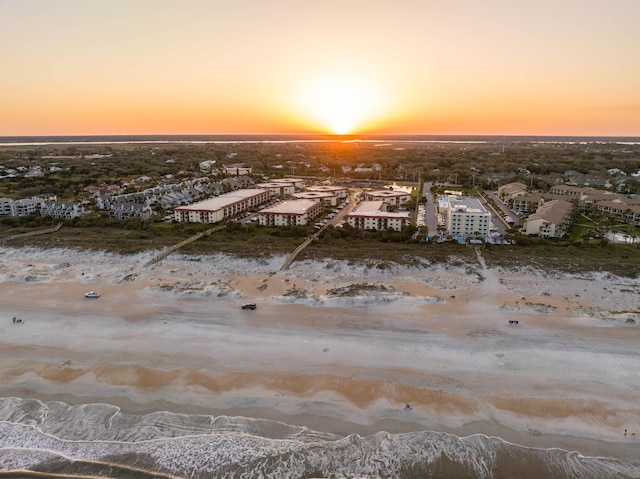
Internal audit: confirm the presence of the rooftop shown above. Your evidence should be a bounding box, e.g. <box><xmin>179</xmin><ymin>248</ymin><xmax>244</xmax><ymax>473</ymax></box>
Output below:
<box><xmin>261</xmin><ymin>199</ymin><xmax>320</xmax><ymax>215</ymax></box>
<box><xmin>175</xmin><ymin>189</ymin><xmax>266</xmax><ymax>211</ymax></box>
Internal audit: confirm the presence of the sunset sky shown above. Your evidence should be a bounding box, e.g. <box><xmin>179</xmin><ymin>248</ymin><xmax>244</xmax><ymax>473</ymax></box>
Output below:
<box><xmin>1</xmin><ymin>0</ymin><xmax>639</xmax><ymax>136</ymax></box>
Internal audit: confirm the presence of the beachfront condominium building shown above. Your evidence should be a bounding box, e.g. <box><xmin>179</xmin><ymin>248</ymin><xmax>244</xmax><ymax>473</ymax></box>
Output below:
<box><xmin>347</xmin><ymin>201</ymin><xmax>411</xmax><ymax>232</ymax></box>
<box><xmin>445</xmin><ymin>196</ymin><xmax>491</xmax><ymax>238</ymax></box>
<box><xmin>173</xmin><ymin>188</ymin><xmax>269</xmax><ymax>223</ymax></box>
<box><xmin>258</xmin><ymin>199</ymin><xmax>322</xmax><ymax>226</ymax></box>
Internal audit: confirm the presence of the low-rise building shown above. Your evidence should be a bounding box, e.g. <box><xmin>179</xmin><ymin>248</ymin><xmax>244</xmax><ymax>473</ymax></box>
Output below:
<box><xmin>0</xmin><ymin>197</ymin><xmax>13</xmax><ymax>215</ymax></box>
<box><xmin>594</xmin><ymin>200</ymin><xmax>640</xmax><ymax>227</ymax></box>
<box><xmin>347</xmin><ymin>201</ymin><xmax>410</xmax><ymax>232</ymax></box>
<box><xmin>110</xmin><ymin>202</ymin><xmax>154</xmax><ymax>220</ymax></box>
<box><xmin>498</xmin><ymin>182</ymin><xmax>527</xmax><ymax>202</ymax></box>
<box><xmin>549</xmin><ymin>185</ymin><xmax>596</xmax><ymax>197</ymax></box>
<box><xmin>512</xmin><ymin>192</ymin><xmax>568</xmax><ymax>213</ymax></box>
<box><xmin>223</xmin><ymin>164</ymin><xmax>252</xmax><ymax>175</ymax></box>
<box><xmin>174</xmin><ymin>188</ymin><xmax>269</xmax><ymax>224</ymax></box>
<box><xmin>0</xmin><ymin>198</ymin><xmax>45</xmax><ymax>216</ymax></box>
<box><xmin>522</xmin><ymin>199</ymin><xmax>573</xmax><ymax>237</ymax></box>
<box><xmin>258</xmin><ymin>199</ymin><xmax>322</xmax><ymax>226</ymax></box>
<box><xmin>40</xmin><ymin>201</ymin><xmax>88</xmax><ymax>219</ymax></box>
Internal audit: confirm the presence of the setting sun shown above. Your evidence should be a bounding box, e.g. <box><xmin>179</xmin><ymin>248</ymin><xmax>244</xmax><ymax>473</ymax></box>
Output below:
<box><xmin>295</xmin><ymin>73</ymin><xmax>386</xmax><ymax>135</ymax></box>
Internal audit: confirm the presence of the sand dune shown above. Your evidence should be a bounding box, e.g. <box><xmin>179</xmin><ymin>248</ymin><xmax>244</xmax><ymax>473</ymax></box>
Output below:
<box><xmin>0</xmin><ymin>246</ymin><xmax>639</xmax><ymax>460</ymax></box>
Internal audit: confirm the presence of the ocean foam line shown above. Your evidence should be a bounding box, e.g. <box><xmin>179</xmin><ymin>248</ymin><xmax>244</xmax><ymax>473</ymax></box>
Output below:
<box><xmin>0</xmin><ymin>418</ymin><xmax>305</xmax><ymax>448</ymax></box>
<box><xmin>2</xmin><ymin>415</ymin><xmax>639</xmax><ymax>479</ymax></box>
<box><xmin>0</xmin><ymin>450</ymin><xmax>184</xmax><ymax>479</ymax></box>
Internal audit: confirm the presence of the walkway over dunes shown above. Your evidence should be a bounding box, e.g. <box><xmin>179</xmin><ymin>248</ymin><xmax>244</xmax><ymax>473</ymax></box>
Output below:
<box><xmin>144</xmin><ymin>225</ymin><xmax>226</xmax><ymax>267</ymax></box>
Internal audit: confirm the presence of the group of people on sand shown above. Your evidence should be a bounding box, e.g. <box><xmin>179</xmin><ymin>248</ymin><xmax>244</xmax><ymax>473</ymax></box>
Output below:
<box><xmin>11</xmin><ymin>316</ymin><xmax>24</xmax><ymax>324</ymax></box>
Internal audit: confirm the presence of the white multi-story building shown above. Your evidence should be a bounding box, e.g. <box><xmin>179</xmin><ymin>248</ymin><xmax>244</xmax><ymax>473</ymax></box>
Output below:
<box><xmin>258</xmin><ymin>199</ymin><xmax>322</xmax><ymax>226</ymax></box>
<box><xmin>445</xmin><ymin>196</ymin><xmax>491</xmax><ymax>238</ymax></box>
<box><xmin>174</xmin><ymin>189</ymin><xmax>269</xmax><ymax>224</ymax></box>
<box><xmin>347</xmin><ymin>201</ymin><xmax>410</xmax><ymax>232</ymax></box>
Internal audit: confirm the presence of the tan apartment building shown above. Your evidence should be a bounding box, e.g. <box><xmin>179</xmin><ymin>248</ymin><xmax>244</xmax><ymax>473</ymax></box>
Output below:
<box><xmin>173</xmin><ymin>189</ymin><xmax>269</xmax><ymax>223</ymax></box>
<box><xmin>522</xmin><ymin>199</ymin><xmax>573</xmax><ymax>237</ymax></box>
<box><xmin>498</xmin><ymin>182</ymin><xmax>527</xmax><ymax>202</ymax></box>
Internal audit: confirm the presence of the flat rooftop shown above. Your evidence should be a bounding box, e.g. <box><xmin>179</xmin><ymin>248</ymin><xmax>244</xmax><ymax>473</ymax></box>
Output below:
<box><xmin>256</xmin><ymin>182</ymin><xmax>295</xmax><ymax>188</ymax></box>
<box><xmin>448</xmin><ymin>196</ymin><xmax>489</xmax><ymax>214</ymax></box>
<box><xmin>306</xmin><ymin>185</ymin><xmax>347</xmax><ymax>192</ymax></box>
<box><xmin>366</xmin><ymin>190</ymin><xmax>410</xmax><ymax>197</ymax></box>
<box><xmin>292</xmin><ymin>191</ymin><xmax>335</xmax><ymax>199</ymax></box>
<box><xmin>175</xmin><ymin>189</ymin><xmax>266</xmax><ymax>211</ymax></box>
<box><xmin>352</xmin><ymin>200</ymin><xmax>385</xmax><ymax>213</ymax></box>
<box><xmin>261</xmin><ymin>199</ymin><xmax>320</xmax><ymax>215</ymax></box>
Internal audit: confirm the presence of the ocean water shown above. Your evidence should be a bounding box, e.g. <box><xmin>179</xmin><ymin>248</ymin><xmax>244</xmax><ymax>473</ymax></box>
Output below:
<box><xmin>1</xmin><ymin>398</ymin><xmax>638</xmax><ymax>479</ymax></box>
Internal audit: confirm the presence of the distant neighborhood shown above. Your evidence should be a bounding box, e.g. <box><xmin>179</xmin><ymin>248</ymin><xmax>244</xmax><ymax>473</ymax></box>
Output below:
<box><xmin>2</xmin><ymin>171</ymin><xmax>640</xmax><ymax>245</ymax></box>
<box><xmin>2</xmin><ymin>149</ymin><xmax>640</xmax><ymax>245</ymax></box>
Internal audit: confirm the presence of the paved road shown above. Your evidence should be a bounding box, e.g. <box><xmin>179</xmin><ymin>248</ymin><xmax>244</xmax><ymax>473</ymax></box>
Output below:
<box><xmin>422</xmin><ymin>182</ymin><xmax>438</xmax><ymax>234</ymax></box>
<box><xmin>484</xmin><ymin>190</ymin><xmax>521</xmax><ymax>227</ymax></box>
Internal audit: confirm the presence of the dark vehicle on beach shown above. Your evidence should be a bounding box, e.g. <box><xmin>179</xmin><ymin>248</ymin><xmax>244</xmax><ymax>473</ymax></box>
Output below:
<box><xmin>241</xmin><ymin>303</ymin><xmax>257</xmax><ymax>310</ymax></box>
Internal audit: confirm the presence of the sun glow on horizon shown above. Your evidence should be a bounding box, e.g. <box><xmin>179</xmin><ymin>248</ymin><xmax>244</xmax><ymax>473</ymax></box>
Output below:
<box><xmin>295</xmin><ymin>73</ymin><xmax>387</xmax><ymax>135</ymax></box>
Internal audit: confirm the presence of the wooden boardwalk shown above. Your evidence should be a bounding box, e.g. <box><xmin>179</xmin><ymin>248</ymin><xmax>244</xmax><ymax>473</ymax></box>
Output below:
<box><xmin>281</xmin><ymin>193</ymin><xmax>360</xmax><ymax>270</ymax></box>
<box><xmin>0</xmin><ymin>223</ymin><xmax>63</xmax><ymax>244</ymax></box>
<box><xmin>280</xmin><ymin>230</ymin><xmax>322</xmax><ymax>270</ymax></box>
<box><xmin>144</xmin><ymin>225</ymin><xmax>226</xmax><ymax>267</ymax></box>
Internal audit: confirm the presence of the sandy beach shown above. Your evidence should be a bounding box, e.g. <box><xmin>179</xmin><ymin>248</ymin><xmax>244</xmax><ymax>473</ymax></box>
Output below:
<box><xmin>1</xmin><ymin>246</ymin><xmax>639</xmax><ymax>462</ymax></box>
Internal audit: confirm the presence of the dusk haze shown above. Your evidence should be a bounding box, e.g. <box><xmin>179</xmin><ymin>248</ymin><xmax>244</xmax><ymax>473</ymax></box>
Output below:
<box><xmin>2</xmin><ymin>0</ymin><xmax>639</xmax><ymax>136</ymax></box>
<box><xmin>2</xmin><ymin>2</ymin><xmax>640</xmax><ymax>479</ymax></box>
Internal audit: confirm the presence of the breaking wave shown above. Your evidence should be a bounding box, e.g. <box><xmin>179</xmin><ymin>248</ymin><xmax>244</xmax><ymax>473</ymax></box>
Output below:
<box><xmin>1</xmin><ymin>397</ymin><xmax>638</xmax><ymax>479</ymax></box>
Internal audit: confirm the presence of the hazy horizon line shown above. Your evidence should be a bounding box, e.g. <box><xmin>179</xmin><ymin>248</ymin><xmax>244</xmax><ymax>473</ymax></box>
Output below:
<box><xmin>2</xmin><ymin>132</ymin><xmax>639</xmax><ymax>142</ymax></box>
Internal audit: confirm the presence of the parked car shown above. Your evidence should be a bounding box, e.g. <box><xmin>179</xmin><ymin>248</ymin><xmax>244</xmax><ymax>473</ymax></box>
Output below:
<box><xmin>241</xmin><ymin>303</ymin><xmax>257</xmax><ymax>310</ymax></box>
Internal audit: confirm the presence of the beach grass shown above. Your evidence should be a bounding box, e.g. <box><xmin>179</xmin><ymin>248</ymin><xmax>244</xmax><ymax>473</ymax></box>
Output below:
<box><xmin>2</xmin><ymin>220</ymin><xmax>640</xmax><ymax>276</ymax></box>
